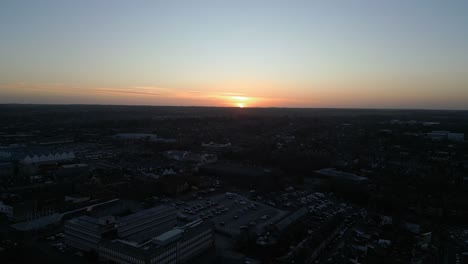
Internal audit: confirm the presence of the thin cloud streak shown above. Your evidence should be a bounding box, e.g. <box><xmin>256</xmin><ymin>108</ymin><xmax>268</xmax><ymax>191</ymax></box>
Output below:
<box><xmin>0</xmin><ymin>83</ymin><xmax>293</xmax><ymax>107</ymax></box>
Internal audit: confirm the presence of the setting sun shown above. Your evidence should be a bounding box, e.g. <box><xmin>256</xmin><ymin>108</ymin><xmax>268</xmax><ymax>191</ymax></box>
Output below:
<box><xmin>228</xmin><ymin>95</ymin><xmax>250</xmax><ymax>108</ymax></box>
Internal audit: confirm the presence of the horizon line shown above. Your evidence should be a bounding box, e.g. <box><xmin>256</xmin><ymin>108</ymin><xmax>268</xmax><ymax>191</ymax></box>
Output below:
<box><xmin>0</xmin><ymin>103</ymin><xmax>467</xmax><ymax>112</ymax></box>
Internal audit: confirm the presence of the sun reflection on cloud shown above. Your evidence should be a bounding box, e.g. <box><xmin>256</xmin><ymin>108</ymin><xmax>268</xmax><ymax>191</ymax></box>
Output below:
<box><xmin>0</xmin><ymin>82</ymin><xmax>297</xmax><ymax>107</ymax></box>
<box><xmin>230</xmin><ymin>96</ymin><xmax>249</xmax><ymax>102</ymax></box>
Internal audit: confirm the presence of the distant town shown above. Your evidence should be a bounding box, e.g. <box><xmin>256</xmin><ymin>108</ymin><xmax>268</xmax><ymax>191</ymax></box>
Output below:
<box><xmin>0</xmin><ymin>105</ymin><xmax>467</xmax><ymax>264</ymax></box>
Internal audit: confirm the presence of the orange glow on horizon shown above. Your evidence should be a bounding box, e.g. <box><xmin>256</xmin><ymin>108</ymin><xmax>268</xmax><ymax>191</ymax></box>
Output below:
<box><xmin>227</xmin><ymin>95</ymin><xmax>250</xmax><ymax>108</ymax></box>
<box><xmin>4</xmin><ymin>78</ymin><xmax>466</xmax><ymax>109</ymax></box>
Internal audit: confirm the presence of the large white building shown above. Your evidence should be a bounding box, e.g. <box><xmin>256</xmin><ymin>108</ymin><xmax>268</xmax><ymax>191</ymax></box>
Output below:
<box><xmin>65</xmin><ymin>206</ymin><xmax>213</xmax><ymax>264</ymax></box>
<box><xmin>116</xmin><ymin>206</ymin><xmax>178</xmax><ymax>243</ymax></box>
<box><xmin>65</xmin><ymin>205</ymin><xmax>177</xmax><ymax>251</ymax></box>
<box><xmin>65</xmin><ymin>215</ymin><xmax>117</xmax><ymax>251</ymax></box>
<box><xmin>99</xmin><ymin>219</ymin><xmax>214</xmax><ymax>264</ymax></box>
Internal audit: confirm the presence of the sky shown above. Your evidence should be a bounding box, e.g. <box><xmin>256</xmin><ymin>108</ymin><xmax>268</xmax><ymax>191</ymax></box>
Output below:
<box><xmin>0</xmin><ymin>0</ymin><xmax>467</xmax><ymax>109</ymax></box>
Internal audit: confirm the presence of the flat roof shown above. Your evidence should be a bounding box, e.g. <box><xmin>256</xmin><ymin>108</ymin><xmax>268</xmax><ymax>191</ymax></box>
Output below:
<box><xmin>61</xmin><ymin>163</ymin><xmax>88</xmax><ymax>169</ymax></box>
<box><xmin>315</xmin><ymin>168</ymin><xmax>368</xmax><ymax>181</ymax></box>
<box><xmin>200</xmin><ymin>163</ymin><xmax>272</xmax><ymax>177</ymax></box>
<box><xmin>119</xmin><ymin>205</ymin><xmax>174</xmax><ymax>223</ymax></box>
<box><xmin>66</xmin><ymin>214</ymin><xmax>117</xmax><ymax>233</ymax></box>
<box><xmin>12</xmin><ymin>213</ymin><xmax>62</xmax><ymax>231</ymax></box>
<box><xmin>114</xmin><ymin>133</ymin><xmax>157</xmax><ymax>138</ymax></box>
<box><xmin>153</xmin><ymin>229</ymin><xmax>183</xmax><ymax>245</ymax></box>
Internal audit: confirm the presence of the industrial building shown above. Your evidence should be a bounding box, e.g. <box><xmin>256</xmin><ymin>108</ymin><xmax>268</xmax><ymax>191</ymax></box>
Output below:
<box><xmin>116</xmin><ymin>206</ymin><xmax>177</xmax><ymax>243</ymax></box>
<box><xmin>65</xmin><ymin>205</ymin><xmax>177</xmax><ymax>251</ymax></box>
<box><xmin>99</xmin><ymin>219</ymin><xmax>214</xmax><ymax>264</ymax></box>
<box><xmin>65</xmin><ymin>215</ymin><xmax>117</xmax><ymax>251</ymax></box>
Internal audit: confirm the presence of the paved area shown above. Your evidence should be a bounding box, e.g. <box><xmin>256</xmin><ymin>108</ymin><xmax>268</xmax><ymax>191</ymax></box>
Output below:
<box><xmin>178</xmin><ymin>193</ymin><xmax>288</xmax><ymax>236</ymax></box>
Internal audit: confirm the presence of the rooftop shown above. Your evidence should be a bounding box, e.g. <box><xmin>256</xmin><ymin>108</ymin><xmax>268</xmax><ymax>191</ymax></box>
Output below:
<box><xmin>12</xmin><ymin>213</ymin><xmax>63</xmax><ymax>231</ymax></box>
<box><xmin>153</xmin><ymin>229</ymin><xmax>183</xmax><ymax>245</ymax></box>
<box><xmin>66</xmin><ymin>215</ymin><xmax>117</xmax><ymax>233</ymax></box>
<box><xmin>315</xmin><ymin>168</ymin><xmax>368</xmax><ymax>181</ymax></box>
<box><xmin>113</xmin><ymin>133</ymin><xmax>176</xmax><ymax>143</ymax></box>
<box><xmin>100</xmin><ymin>219</ymin><xmax>209</xmax><ymax>256</ymax></box>
<box><xmin>61</xmin><ymin>163</ymin><xmax>88</xmax><ymax>169</ymax></box>
<box><xmin>118</xmin><ymin>205</ymin><xmax>174</xmax><ymax>224</ymax></box>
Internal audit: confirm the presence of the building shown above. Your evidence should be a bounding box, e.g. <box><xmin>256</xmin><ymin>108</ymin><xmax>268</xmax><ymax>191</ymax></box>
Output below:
<box><xmin>427</xmin><ymin>131</ymin><xmax>449</xmax><ymax>141</ymax></box>
<box><xmin>116</xmin><ymin>206</ymin><xmax>177</xmax><ymax>242</ymax></box>
<box><xmin>314</xmin><ymin>168</ymin><xmax>369</xmax><ymax>196</ymax></box>
<box><xmin>273</xmin><ymin>207</ymin><xmax>309</xmax><ymax>235</ymax></box>
<box><xmin>427</xmin><ymin>131</ymin><xmax>465</xmax><ymax>142</ymax></box>
<box><xmin>201</xmin><ymin>142</ymin><xmax>232</xmax><ymax>154</ymax></box>
<box><xmin>174</xmin><ymin>220</ymin><xmax>214</xmax><ymax>263</ymax></box>
<box><xmin>65</xmin><ymin>215</ymin><xmax>117</xmax><ymax>251</ymax></box>
<box><xmin>65</xmin><ymin>204</ymin><xmax>213</xmax><ymax>264</ymax></box>
<box><xmin>0</xmin><ymin>146</ymin><xmax>75</xmax><ymax>164</ymax></box>
<box><xmin>0</xmin><ymin>201</ymin><xmax>13</xmax><ymax>219</ymax></box>
<box><xmin>65</xmin><ymin>205</ymin><xmax>177</xmax><ymax>251</ymax></box>
<box><xmin>11</xmin><ymin>199</ymin><xmax>121</xmax><ymax>233</ymax></box>
<box><xmin>11</xmin><ymin>213</ymin><xmax>63</xmax><ymax>232</ymax></box>
<box><xmin>99</xmin><ymin>219</ymin><xmax>214</xmax><ymax>264</ymax></box>
<box><xmin>113</xmin><ymin>133</ymin><xmax>176</xmax><ymax>143</ymax></box>
<box><xmin>201</xmin><ymin>142</ymin><xmax>231</xmax><ymax>148</ymax></box>
<box><xmin>314</xmin><ymin>168</ymin><xmax>368</xmax><ymax>184</ymax></box>
<box><xmin>55</xmin><ymin>164</ymin><xmax>89</xmax><ymax>178</ymax></box>
<box><xmin>0</xmin><ymin>199</ymin><xmax>57</xmax><ymax>222</ymax></box>
<box><xmin>164</xmin><ymin>150</ymin><xmax>217</xmax><ymax>164</ymax></box>
<box><xmin>448</xmin><ymin>132</ymin><xmax>464</xmax><ymax>142</ymax></box>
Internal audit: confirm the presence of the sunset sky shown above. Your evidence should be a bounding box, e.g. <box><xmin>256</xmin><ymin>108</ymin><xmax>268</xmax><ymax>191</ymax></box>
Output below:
<box><xmin>1</xmin><ymin>0</ymin><xmax>467</xmax><ymax>109</ymax></box>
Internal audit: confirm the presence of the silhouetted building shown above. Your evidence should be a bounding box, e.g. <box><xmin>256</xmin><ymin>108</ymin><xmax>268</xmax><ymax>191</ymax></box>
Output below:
<box><xmin>65</xmin><ymin>215</ymin><xmax>117</xmax><ymax>251</ymax></box>
<box><xmin>65</xmin><ymin>205</ymin><xmax>177</xmax><ymax>251</ymax></box>
<box><xmin>116</xmin><ymin>206</ymin><xmax>177</xmax><ymax>242</ymax></box>
<box><xmin>99</xmin><ymin>219</ymin><xmax>213</xmax><ymax>264</ymax></box>
<box><xmin>0</xmin><ymin>146</ymin><xmax>75</xmax><ymax>164</ymax></box>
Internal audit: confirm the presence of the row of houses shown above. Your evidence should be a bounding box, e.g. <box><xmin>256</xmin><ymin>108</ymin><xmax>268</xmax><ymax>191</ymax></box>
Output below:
<box><xmin>0</xmin><ymin>147</ymin><xmax>75</xmax><ymax>164</ymax></box>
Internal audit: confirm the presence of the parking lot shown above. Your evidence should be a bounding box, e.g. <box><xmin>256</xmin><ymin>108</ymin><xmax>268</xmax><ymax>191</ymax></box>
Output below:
<box><xmin>178</xmin><ymin>192</ymin><xmax>288</xmax><ymax>236</ymax></box>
